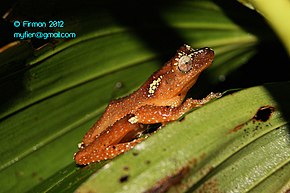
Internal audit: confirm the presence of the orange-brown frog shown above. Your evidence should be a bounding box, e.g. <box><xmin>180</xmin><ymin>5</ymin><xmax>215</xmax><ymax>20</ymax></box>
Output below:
<box><xmin>74</xmin><ymin>45</ymin><xmax>221</xmax><ymax>165</ymax></box>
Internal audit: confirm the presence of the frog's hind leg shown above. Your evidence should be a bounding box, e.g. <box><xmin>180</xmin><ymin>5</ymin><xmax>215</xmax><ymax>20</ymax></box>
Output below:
<box><xmin>74</xmin><ymin>116</ymin><xmax>144</xmax><ymax>165</ymax></box>
<box><xmin>74</xmin><ymin>138</ymin><xmax>144</xmax><ymax>165</ymax></box>
<box><xmin>95</xmin><ymin>138</ymin><xmax>144</xmax><ymax>161</ymax></box>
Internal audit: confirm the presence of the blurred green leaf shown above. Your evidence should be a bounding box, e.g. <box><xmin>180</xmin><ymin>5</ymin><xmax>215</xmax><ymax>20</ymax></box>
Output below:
<box><xmin>0</xmin><ymin>0</ymin><xmax>259</xmax><ymax>119</ymax></box>
<box><xmin>0</xmin><ymin>60</ymin><xmax>158</xmax><ymax>193</ymax></box>
<box><xmin>237</xmin><ymin>0</ymin><xmax>290</xmax><ymax>55</ymax></box>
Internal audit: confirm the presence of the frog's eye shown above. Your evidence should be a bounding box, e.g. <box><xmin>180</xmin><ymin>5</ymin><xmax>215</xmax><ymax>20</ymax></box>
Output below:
<box><xmin>178</xmin><ymin>55</ymin><xmax>193</xmax><ymax>72</ymax></box>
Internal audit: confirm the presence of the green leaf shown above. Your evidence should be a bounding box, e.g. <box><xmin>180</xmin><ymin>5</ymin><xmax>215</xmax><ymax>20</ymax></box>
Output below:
<box><xmin>237</xmin><ymin>0</ymin><xmax>290</xmax><ymax>55</ymax></box>
<box><xmin>74</xmin><ymin>83</ymin><xmax>290</xmax><ymax>193</ymax></box>
<box><xmin>0</xmin><ymin>0</ymin><xmax>259</xmax><ymax>119</ymax></box>
<box><xmin>194</xmin><ymin>125</ymin><xmax>290</xmax><ymax>193</ymax></box>
<box><xmin>0</xmin><ymin>61</ymin><xmax>158</xmax><ymax>193</ymax></box>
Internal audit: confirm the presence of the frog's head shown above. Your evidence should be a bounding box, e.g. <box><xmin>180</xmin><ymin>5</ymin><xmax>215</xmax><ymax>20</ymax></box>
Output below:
<box><xmin>172</xmin><ymin>45</ymin><xmax>214</xmax><ymax>75</ymax></box>
<box><xmin>146</xmin><ymin>45</ymin><xmax>214</xmax><ymax>105</ymax></box>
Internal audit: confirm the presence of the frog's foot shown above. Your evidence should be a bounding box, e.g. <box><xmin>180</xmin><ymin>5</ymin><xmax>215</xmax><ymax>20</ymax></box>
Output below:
<box><xmin>191</xmin><ymin>92</ymin><xmax>222</xmax><ymax>106</ymax></box>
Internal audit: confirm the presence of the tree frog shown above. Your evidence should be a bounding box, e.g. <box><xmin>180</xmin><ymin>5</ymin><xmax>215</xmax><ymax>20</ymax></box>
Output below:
<box><xmin>74</xmin><ymin>45</ymin><xmax>221</xmax><ymax>165</ymax></box>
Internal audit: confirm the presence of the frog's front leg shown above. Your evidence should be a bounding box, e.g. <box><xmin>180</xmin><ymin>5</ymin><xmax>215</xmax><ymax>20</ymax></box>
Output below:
<box><xmin>129</xmin><ymin>92</ymin><xmax>221</xmax><ymax>124</ymax></box>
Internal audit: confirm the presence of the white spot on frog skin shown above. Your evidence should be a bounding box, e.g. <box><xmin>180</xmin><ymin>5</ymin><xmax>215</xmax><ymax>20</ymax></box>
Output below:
<box><xmin>78</xmin><ymin>142</ymin><xmax>84</xmax><ymax>149</ymax></box>
<box><xmin>185</xmin><ymin>44</ymin><xmax>192</xmax><ymax>50</ymax></box>
<box><xmin>128</xmin><ymin>116</ymin><xmax>138</xmax><ymax>124</ymax></box>
<box><xmin>148</xmin><ymin>75</ymin><xmax>163</xmax><ymax>97</ymax></box>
